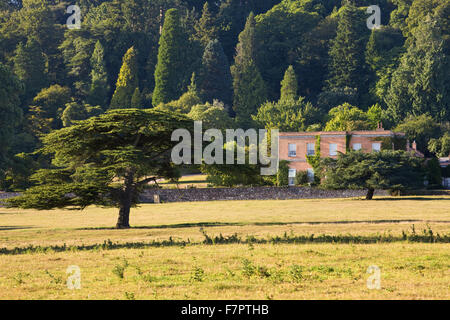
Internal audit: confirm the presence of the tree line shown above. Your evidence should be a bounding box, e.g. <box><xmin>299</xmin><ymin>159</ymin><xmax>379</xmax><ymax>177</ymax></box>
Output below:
<box><xmin>0</xmin><ymin>0</ymin><xmax>449</xmax><ymax>192</ymax></box>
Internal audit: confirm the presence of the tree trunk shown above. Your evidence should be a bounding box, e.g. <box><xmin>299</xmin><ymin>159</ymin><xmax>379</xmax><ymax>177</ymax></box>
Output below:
<box><xmin>116</xmin><ymin>173</ymin><xmax>134</xmax><ymax>229</ymax></box>
<box><xmin>116</xmin><ymin>203</ymin><xmax>131</xmax><ymax>229</ymax></box>
<box><xmin>366</xmin><ymin>188</ymin><xmax>375</xmax><ymax>200</ymax></box>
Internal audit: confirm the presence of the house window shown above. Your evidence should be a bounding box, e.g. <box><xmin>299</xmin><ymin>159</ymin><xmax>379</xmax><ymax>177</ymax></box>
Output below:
<box><xmin>307</xmin><ymin>168</ymin><xmax>314</xmax><ymax>183</ymax></box>
<box><xmin>288</xmin><ymin>169</ymin><xmax>296</xmax><ymax>186</ymax></box>
<box><xmin>288</xmin><ymin>144</ymin><xmax>296</xmax><ymax>157</ymax></box>
<box><xmin>307</xmin><ymin>143</ymin><xmax>315</xmax><ymax>156</ymax></box>
<box><xmin>372</xmin><ymin>143</ymin><xmax>381</xmax><ymax>152</ymax></box>
<box><xmin>329</xmin><ymin>143</ymin><xmax>337</xmax><ymax>156</ymax></box>
<box><xmin>353</xmin><ymin>143</ymin><xmax>362</xmax><ymax>151</ymax></box>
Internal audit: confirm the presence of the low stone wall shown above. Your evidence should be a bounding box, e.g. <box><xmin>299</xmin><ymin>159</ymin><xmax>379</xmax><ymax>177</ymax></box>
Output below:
<box><xmin>140</xmin><ymin>187</ymin><xmax>388</xmax><ymax>203</ymax></box>
<box><xmin>0</xmin><ymin>192</ymin><xmax>20</xmax><ymax>200</ymax></box>
<box><xmin>0</xmin><ymin>188</ymin><xmax>388</xmax><ymax>205</ymax></box>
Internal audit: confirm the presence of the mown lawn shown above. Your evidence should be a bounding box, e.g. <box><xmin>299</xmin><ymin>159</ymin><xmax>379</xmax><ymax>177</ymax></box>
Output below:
<box><xmin>0</xmin><ymin>196</ymin><xmax>449</xmax><ymax>299</ymax></box>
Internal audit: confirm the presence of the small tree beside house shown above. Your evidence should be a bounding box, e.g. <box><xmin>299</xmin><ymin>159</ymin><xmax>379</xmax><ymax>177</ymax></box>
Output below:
<box><xmin>320</xmin><ymin>150</ymin><xmax>425</xmax><ymax>199</ymax></box>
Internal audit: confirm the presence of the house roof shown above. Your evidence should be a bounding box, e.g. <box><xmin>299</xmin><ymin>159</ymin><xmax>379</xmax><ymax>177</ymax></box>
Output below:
<box><xmin>279</xmin><ymin>130</ymin><xmax>404</xmax><ymax>137</ymax></box>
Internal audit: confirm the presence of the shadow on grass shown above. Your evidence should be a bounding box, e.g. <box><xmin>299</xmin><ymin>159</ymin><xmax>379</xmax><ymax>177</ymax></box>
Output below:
<box><xmin>77</xmin><ymin>219</ymin><xmax>450</xmax><ymax>231</ymax></box>
<box><xmin>372</xmin><ymin>197</ymin><xmax>450</xmax><ymax>201</ymax></box>
<box><xmin>0</xmin><ymin>226</ymin><xmax>33</xmax><ymax>231</ymax></box>
<box><xmin>1</xmin><ymin>228</ymin><xmax>449</xmax><ymax>255</ymax></box>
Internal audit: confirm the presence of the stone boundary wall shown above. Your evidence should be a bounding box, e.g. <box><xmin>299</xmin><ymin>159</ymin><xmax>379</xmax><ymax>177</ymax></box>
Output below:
<box><xmin>139</xmin><ymin>187</ymin><xmax>389</xmax><ymax>203</ymax></box>
<box><xmin>0</xmin><ymin>188</ymin><xmax>388</xmax><ymax>205</ymax></box>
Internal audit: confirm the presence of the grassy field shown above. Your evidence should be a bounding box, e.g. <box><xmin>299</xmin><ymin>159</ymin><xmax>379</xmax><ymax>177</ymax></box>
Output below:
<box><xmin>0</xmin><ymin>196</ymin><xmax>449</xmax><ymax>299</ymax></box>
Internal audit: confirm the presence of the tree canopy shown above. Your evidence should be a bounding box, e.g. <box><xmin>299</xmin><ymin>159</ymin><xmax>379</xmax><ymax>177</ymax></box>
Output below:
<box><xmin>7</xmin><ymin>109</ymin><xmax>193</xmax><ymax>228</ymax></box>
<box><xmin>321</xmin><ymin>150</ymin><xmax>425</xmax><ymax>200</ymax></box>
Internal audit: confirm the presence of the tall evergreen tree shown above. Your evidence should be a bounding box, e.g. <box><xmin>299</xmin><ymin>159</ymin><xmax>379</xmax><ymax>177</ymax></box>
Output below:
<box><xmin>110</xmin><ymin>47</ymin><xmax>139</xmax><ymax>109</ymax></box>
<box><xmin>200</xmin><ymin>39</ymin><xmax>233</xmax><ymax>107</ymax></box>
<box><xmin>231</xmin><ymin>12</ymin><xmax>266</xmax><ymax>128</ymax></box>
<box><xmin>131</xmin><ymin>87</ymin><xmax>143</xmax><ymax>108</ymax></box>
<box><xmin>153</xmin><ymin>8</ymin><xmax>191</xmax><ymax>106</ymax></box>
<box><xmin>385</xmin><ymin>16</ymin><xmax>450</xmax><ymax>123</ymax></box>
<box><xmin>0</xmin><ymin>63</ymin><xmax>23</xmax><ymax>175</ymax></box>
<box><xmin>195</xmin><ymin>2</ymin><xmax>218</xmax><ymax>47</ymax></box>
<box><xmin>233</xmin><ymin>12</ymin><xmax>258</xmax><ymax>67</ymax></box>
<box><xmin>326</xmin><ymin>2</ymin><xmax>368</xmax><ymax>102</ymax></box>
<box><xmin>280</xmin><ymin>65</ymin><xmax>298</xmax><ymax>101</ymax></box>
<box><xmin>88</xmin><ymin>40</ymin><xmax>109</xmax><ymax>108</ymax></box>
<box><xmin>13</xmin><ymin>38</ymin><xmax>47</xmax><ymax>104</ymax></box>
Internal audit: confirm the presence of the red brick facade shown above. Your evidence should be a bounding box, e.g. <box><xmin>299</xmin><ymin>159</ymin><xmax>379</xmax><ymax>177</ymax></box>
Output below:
<box><xmin>279</xmin><ymin>129</ymin><xmax>406</xmax><ymax>184</ymax></box>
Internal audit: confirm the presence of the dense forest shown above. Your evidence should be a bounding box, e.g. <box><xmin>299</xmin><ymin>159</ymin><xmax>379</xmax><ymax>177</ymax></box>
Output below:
<box><xmin>0</xmin><ymin>0</ymin><xmax>449</xmax><ymax>191</ymax></box>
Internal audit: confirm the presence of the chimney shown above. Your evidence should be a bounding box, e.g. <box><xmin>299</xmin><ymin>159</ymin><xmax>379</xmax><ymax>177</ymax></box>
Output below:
<box><xmin>376</xmin><ymin>122</ymin><xmax>384</xmax><ymax>131</ymax></box>
<box><xmin>412</xmin><ymin>140</ymin><xmax>417</xmax><ymax>151</ymax></box>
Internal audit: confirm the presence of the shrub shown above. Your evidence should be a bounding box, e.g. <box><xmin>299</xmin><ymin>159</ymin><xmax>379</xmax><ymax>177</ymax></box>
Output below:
<box><xmin>295</xmin><ymin>170</ymin><xmax>308</xmax><ymax>186</ymax></box>
<box><xmin>277</xmin><ymin>160</ymin><xmax>290</xmax><ymax>186</ymax></box>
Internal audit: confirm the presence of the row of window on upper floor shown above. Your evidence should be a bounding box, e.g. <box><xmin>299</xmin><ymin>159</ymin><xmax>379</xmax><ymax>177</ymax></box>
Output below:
<box><xmin>287</xmin><ymin>143</ymin><xmax>381</xmax><ymax>157</ymax></box>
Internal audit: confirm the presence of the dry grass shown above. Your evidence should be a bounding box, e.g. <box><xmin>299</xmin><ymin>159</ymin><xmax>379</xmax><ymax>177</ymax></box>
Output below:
<box><xmin>0</xmin><ymin>196</ymin><xmax>449</xmax><ymax>299</ymax></box>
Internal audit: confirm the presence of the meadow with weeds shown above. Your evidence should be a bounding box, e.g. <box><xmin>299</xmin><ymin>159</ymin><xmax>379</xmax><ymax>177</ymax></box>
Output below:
<box><xmin>0</xmin><ymin>196</ymin><xmax>449</xmax><ymax>299</ymax></box>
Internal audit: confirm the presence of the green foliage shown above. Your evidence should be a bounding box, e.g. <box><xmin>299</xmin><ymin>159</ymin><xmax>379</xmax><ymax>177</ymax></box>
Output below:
<box><xmin>294</xmin><ymin>170</ymin><xmax>308</xmax><ymax>186</ymax></box>
<box><xmin>325</xmin><ymin>103</ymin><xmax>373</xmax><ymax>131</ymax></box>
<box><xmin>254</xmin><ymin>1</ymin><xmax>320</xmax><ymax>99</ymax></box>
<box><xmin>386</xmin><ymin>14</ymin><xmax>450</xmax><ymax>123</ymax></box>
<box><xmin>153</xmin><ymin>8</ymin><xmax>192</xmax><ymax>106</ymax></box>
<box><xmin>61</xmin><ymin>102</ymin><xmax>103</xmax><ymax>127</ymax></box>
<box><xmin>88</xmin><ymin>40</ymin><xmax>109</xmax><ymax>108</ymax></box>
<box><xmin>130</xmin><ymin>87</ymin><xmax>143</xmax><ymax>108</ymax></box>
<box><xmin>0</xmin><ymin>152</ymin><xmax>38</xmax><ymax>192</ymax></box>
<box><xmin>7</xmin><ymin>109</ymin><xmax>194</xmax><ymax>228</ymax></box>
<box><xmin>428</xmin><ymin>132</ymin><xmax>450</xmax><ymax>157</ymax></box>
<box><xmin>0</xmin><ymin>63</ymin><xmax>23</xmax><ymax>174</ymax></box>
<box><xmin>321</xmin><ymin>150</ymin><xmax>425</xmax><ymax>199</ymax></box>
<box><xmin>280</xmin><ymin>65</ymin><xmax>298</xmax><ymax>101</ymax></box>
<box><xmin>194</xmin><ymin>2</ymin><xmax>218</xmax><ymax>47</ymax></box>
<box><xmin>110</xmin><ymin>47</ymin><xmax>139</xmax><ymax>109</ymax></box>
<box><xmin>394</xmin><ymin>115</ymin><xmax>441</xmax><ymax>155</ymax></box>
<box><xmin>28</xmin><ymin>85</ymin><xmax>71</xmax><ymax>135</ymax></box>
<box><xmin>231</xmin><ymin>12</ymin><xmax>267</xmax><ymax>129</ymax></box>
<box><xmin>199</xmin><ymin>39</ymin><xmax>233</xmax><ymax>107</ymax></box>
<box><xmin>276</xmin><ymin>160</ymin><xmax>290</xmax><ymax>187</ymax></box>
<box><xmin>188</xmin><ymin>101</ymin><xmax>234</xmax><ymax>130</ymax></box>
<box><xmin>154</xmin><ymin>84</ymin><xmax>202</xmax><ymax>115</ymax></box>
<box><xmin>306</xmin><ymin>135</ymin><xmax>321</xmax><ymax>181</ymax></box>
<box><xmin>13</xmin><ymin>38</ymin><xmax>47</xmax><ymax>104</ymax></box>
<box><xmin>232</xmin><ymin>61</ymin><xmax>266</xmax><ymax>129</ymax></box>
<box><xmin>253</xmin><ymin>97</ymin><xmax>321</xmax><ymax>132</ymax></box>
<box><xmin>365</xmin><ymin>26</ymin><xmax>405</xmax><ymax>106</ymax></box>
<box><xmin>326</xmin><ymin>3</ymin><xmax>369</xmax><ymax>102</ymax></box>
<box><xmin>425</xmin><ymin>157</ymin><xmax>442</xmax><ymax>188</ymax></box>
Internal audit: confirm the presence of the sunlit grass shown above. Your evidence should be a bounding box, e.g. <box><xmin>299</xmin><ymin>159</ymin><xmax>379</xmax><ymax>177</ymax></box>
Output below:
<box><xmin>0</xmin><ymin>196</ymin><xmax>449</xmax><ymax>299</ymax></box>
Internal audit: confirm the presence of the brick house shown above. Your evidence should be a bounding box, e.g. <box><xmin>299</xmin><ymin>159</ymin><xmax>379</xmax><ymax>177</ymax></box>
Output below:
<box><xmin>279</xmin><ymin>125</ymin><xmax>417</xmax><ymax>185</ymax></box>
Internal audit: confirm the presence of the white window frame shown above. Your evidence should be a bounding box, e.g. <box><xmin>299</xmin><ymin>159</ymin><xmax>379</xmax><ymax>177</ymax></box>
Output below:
<box><xmin>288</xmin><ymin>144</ymin><xmax>296</xmax><ymax>157</ymax></box>
<box><xmin>353</xmin><ymin>143</ymin><xmax>362</xmax><ymax>151</ymax></box>
<box><xmin>307</xmin><ymin>168</ymin><xmax>314</xmax><ymax>183</ymax></box>
<box><xmin>288</xmin><ymin>169</ymin><xmax>296</xmax><ymax>186</ymax></box>
<box><xmin>329</xmin><ymin>143</ymin><xmax>337</xmax><ymax>156</ymax></box>
<box><xmin>372</xmin><ymin>143</ymin><xmax>381</xmax><ymax>152</ymax></box>
<box><xmin>306</xmin><ymin>143</ymin><xmax>315</xmax><ymax>156</ymax></box>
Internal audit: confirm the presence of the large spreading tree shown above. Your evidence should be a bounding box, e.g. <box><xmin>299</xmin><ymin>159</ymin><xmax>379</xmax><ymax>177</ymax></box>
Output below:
<box><xmin>320</xmin><ymin>150</ymin><xmax>425</xmax><ymax>200</ymax></box>
<box><xmin>7</xmin><ymin>109</ymin><xmax>193</xmax><ymax>229</ymax></box>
